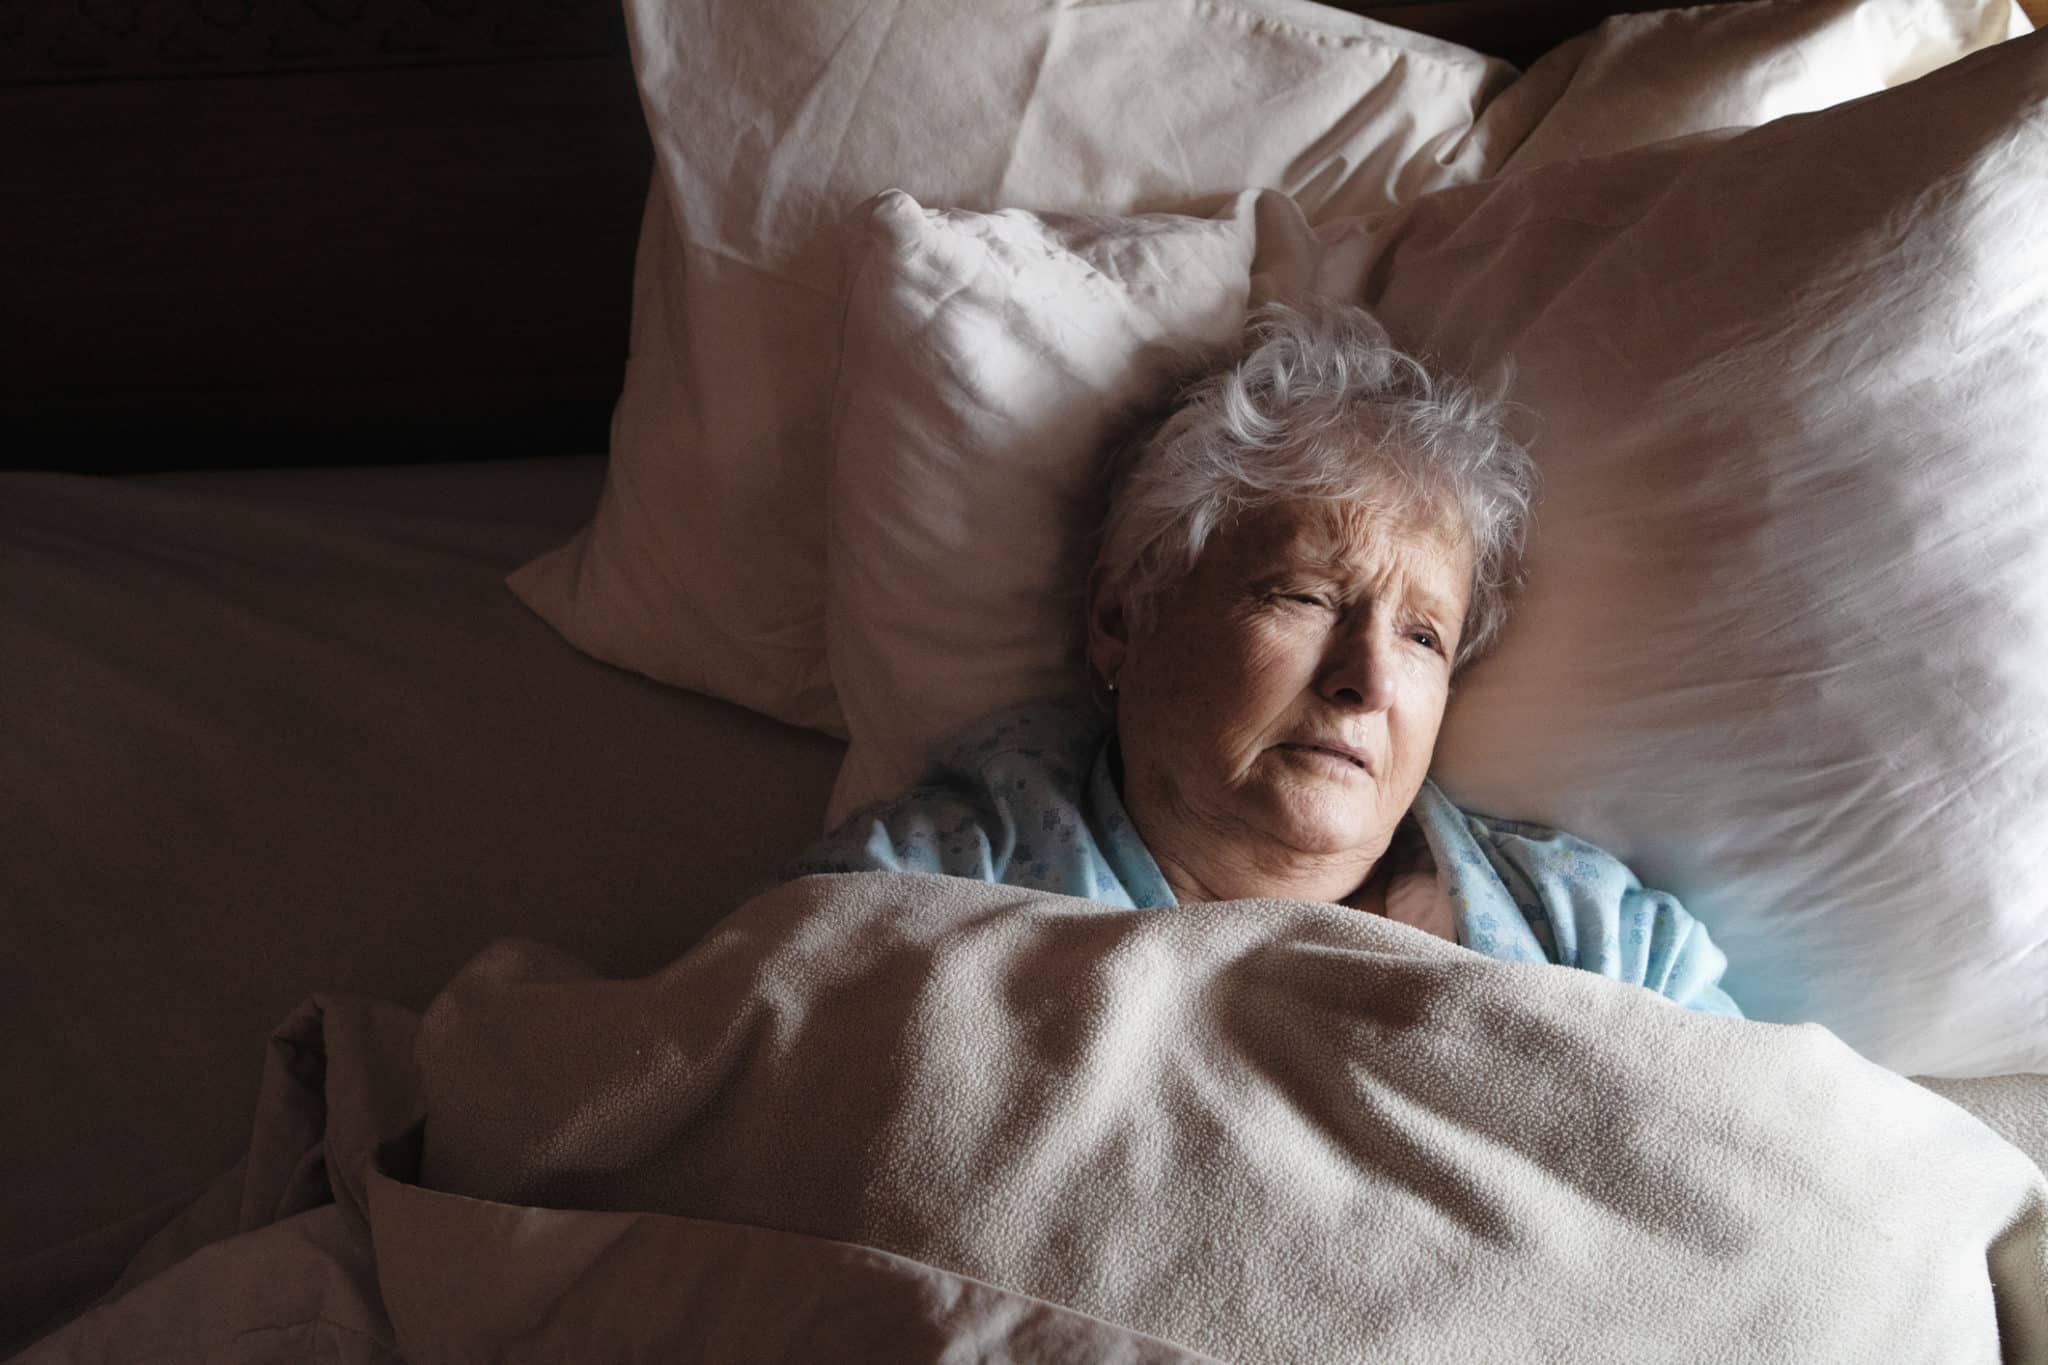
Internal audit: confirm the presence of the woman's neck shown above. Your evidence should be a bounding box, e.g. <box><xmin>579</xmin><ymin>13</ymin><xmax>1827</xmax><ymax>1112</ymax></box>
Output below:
<box><xmin>1106</xmin><ymin>735</ymin><xmax>1408</xmax><ymax>909</ymax></box>
<box><xmin>1145</xmin><ymin>826</ymin><xmax>1392</xmax><ymax>909</ymax></box>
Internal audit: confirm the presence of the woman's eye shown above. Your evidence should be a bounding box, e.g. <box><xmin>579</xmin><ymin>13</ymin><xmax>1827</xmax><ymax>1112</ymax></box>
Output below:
<box><xmin>1410</xmin><ymin>630</ymin><xmax>1440</xmax><ymax>652</ymax></box>
<box><xmin>1281</xmin><ymin>593</ymin><xmax>1328</xmax><ymax>610</ymax></box>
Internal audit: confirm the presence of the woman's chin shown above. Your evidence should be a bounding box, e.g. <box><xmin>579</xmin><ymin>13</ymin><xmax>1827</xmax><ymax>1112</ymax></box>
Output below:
<box><xmin>1256</xmin><ymin>788</ymin><xmax>1381</xmax><ymax>859</ymax></box>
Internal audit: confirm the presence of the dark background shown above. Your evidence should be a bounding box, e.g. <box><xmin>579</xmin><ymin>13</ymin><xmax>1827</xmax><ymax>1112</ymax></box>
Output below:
<box><xmin>2</xmin><ymin>0</ymin><xmax>647</xmax><ymax>472</ymax></box>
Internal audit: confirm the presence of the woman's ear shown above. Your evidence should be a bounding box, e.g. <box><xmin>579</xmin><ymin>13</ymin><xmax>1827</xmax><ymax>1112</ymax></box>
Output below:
<box><xmin>1085</xmin><ymin>562</ymin><xmax>1131</xmax><ymax>687</ymax></box>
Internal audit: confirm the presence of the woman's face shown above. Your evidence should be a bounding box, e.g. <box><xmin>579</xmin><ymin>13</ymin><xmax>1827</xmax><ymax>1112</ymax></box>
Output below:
<box><xmin>1091</xmin><ymin>498</ymin><xmax>1473</xmax><ymax>899</ymax></box>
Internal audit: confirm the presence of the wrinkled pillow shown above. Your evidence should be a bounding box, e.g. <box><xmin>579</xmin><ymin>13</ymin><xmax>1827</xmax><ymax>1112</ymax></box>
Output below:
<box><xmin>820</xmin><ymin>30</ymin><xmax>2048</xmax><ymax>1076</ymax></box>
<box><xmin>1325</xmin><ymin>30</ymin><xmax>2048</xmax><ymax>1077</ymax></box>
<box><xmin>825</xmin><ymin>190</ymin><xmax>1270</xmax><ymax>817</ymax></box>
<box><xmin>507</xmin><ymin>0</ymin><xmax>1520</xmax><ymax>733</ymax></box>
<box><xmin>1492</xmin><ymin>0</ymin><xmax>2028</xmax><ymax>172</ymax></box>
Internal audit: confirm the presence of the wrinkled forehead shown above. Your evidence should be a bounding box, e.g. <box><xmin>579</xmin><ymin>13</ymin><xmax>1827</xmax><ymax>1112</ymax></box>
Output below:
<box><xmin>1228</xmin><ymin>496</ymin><xmax>1473</xmax><ymax>582</ymax></box>
<box><xmin>1315</xmin><ymin>495</ymin><xmax>1468</xmax><ymax>562</ymax></box>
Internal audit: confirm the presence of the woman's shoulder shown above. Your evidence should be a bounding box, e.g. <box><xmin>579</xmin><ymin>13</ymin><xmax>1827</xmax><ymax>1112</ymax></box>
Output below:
<box><xmin>1414</xmin><ymin>783</ymin><xmax>1631</xmax><ymax>880</ymax></box>
<box><xmin>925</xmin><ymin>694</ymin><xmax>1111</xmax><ymax>792</ymax></box>
<box><xmin>788</xmin><ymin>695</ymin><xmax>1119</xmax><ymax>890</ymax></box>
<box><xmin>819</xmin><ymin>696</ymin><xmax>1107</xmax><ymax>843</ymax></box>
<box><xmin>1411</xmin><ymin>781</ymin><xmax>1741</xmax><ymax>1016</ymax></box>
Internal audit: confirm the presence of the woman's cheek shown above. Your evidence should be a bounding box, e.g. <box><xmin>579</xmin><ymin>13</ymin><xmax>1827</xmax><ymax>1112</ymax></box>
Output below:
<box><xmin>1395</xmin><ymin>671</ymin><xmax>1452</xmax><ymax>750</ymax></box>
<box><xmin>1240</xmin><ymin>638</ymin><xmax>1294</xmax><ymax>691</ymax></box>
<box><xmin>1239</xmin><ymin>618</ymin><xmax>1317</xmax><ymax>686</ymax></box>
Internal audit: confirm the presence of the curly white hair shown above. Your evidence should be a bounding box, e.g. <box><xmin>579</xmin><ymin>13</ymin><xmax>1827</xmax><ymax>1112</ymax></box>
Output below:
<box><xmin>1096</xmin><ymin>298</ymin><xmax>1537</xmax><ymax>671</ymax></box>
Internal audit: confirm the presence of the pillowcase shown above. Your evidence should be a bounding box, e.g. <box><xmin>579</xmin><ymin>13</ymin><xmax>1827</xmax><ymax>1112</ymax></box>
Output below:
<box><xmin>1331</xmin><ymin>29</ymin><xmax>2048</xmax><ymax>1078</ymax></box>
<box><xmin>506</xmin><ymin>0</ymin><xmax>1520</xmax><ymax>733</ymax></box>
<box><xmin>825</xmin><ymin>190</ymin><xmax>1268</xmax><ymax>816</ymax></box>
<box><xmin>819</xmin><ymin>29</ymin><xmax>2048</xmax><ymax>1077</ymax></box>
<box><xmin>1491</xmin><ymin>0</ymin><xmax>2028</xmax><ymax>172</ymax></box>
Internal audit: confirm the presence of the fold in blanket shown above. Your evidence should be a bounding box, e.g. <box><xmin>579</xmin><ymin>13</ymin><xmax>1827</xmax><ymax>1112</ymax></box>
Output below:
<box><xmin>19</xmin><ymin>873</ymin><xmax>2048</xmax><ymax>1362</ymax></box>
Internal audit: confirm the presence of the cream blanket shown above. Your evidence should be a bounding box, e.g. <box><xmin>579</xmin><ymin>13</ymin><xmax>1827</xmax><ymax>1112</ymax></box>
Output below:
<box><xmin>22</xmin><ymin>873</ymin><xmax>2048</xmax><ymax>1361</ymax></box>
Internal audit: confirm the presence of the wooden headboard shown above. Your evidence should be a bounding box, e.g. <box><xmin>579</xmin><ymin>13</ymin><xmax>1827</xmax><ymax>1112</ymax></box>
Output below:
<box><xmin>1</xmin><ymin>0</ymin><xmax>1956</xmax><ymax>473</ymax></box>
<box><xmin>2</xmin><ymin>0</ymin><xmax>649</xmax><ymax>472</ymax></box>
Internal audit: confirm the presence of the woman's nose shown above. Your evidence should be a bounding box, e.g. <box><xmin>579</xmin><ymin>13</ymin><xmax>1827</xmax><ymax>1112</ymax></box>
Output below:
<box><xmin>1316</xmin><ymin>628</ymin><xmax>1397</xmax><ymax>712</ymax></box>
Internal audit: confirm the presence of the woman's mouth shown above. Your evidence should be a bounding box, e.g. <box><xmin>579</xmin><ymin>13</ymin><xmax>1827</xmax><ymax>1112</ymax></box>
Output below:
<box><xmin>1276</xmin><ymin>741</ymin><xmax>1370</xmax><ymax>775</ymax></box>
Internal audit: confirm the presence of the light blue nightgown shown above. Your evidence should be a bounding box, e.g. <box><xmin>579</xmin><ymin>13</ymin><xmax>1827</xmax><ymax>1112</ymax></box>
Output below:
<box><xmin>791</xmin><ymin>697</ymin><xmax>1742</xmax><ymax>1016</ymax></box>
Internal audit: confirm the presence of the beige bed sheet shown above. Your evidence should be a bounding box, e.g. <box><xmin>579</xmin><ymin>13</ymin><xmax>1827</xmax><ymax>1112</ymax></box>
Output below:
<box><xmin>0</xmin><ymin>457</ymin><xmax>845</xmax><ymax>1341</ymax></box>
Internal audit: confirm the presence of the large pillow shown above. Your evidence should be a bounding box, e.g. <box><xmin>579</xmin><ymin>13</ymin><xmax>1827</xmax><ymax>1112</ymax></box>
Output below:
<box><xmin>819</xmin><ymin>30</ymin><xmax>2048</xmax><ymax>1076</ymax></box>
<box><xmin>506</xmin><ymin>0</ymin><xmax>1521</xmax><ymax>733</ymax></box>
<box><xmin>1333</xmin><ymin>30</ymin><xmax>2048</xmax><ymax>1077</ymax></box>
<box><xmin>1492</xmin><ymin>0</ymin><xmax>2028</xmax><ymax>172</ymax></box>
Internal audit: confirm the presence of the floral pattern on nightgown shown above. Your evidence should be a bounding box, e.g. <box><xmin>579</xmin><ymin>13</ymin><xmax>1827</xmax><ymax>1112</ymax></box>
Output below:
<box><xmin>790</xmin><ymin>696</ymin><xmax>1741</xmax><ymax>1017</ymax></box>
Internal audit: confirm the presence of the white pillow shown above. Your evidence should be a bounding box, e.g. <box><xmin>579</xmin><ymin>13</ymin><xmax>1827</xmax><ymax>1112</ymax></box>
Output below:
<box><xmin>507</xmin><ymin>0</ymin><xmax>1520</xmax><ymax>734</ymax></box>
<box><xmin>820</xmin><ymin>31</ymin><xmax>2048</xmax><ymax>1076</ymax></box>
<box><xmin>826</xmin><ymin>190</ymin><xmax>1266</xmax><ymax>816</ymax></box>
<box><xmin>1329</xmin><ymin>31</ymin><xmax>2048</xmax><ymax>1078</ymax></box>
<box><xmin>1491</xmin><ymin>0</ymin><xmax>2028</xmax><ymax>172</ymax></box>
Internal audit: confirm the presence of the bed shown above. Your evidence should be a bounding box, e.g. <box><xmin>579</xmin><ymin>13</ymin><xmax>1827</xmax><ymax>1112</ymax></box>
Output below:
<box><xmin>6</xmin><ymin>0</ymin><xmax>2047</xmax><ymax>1357</ymax></box>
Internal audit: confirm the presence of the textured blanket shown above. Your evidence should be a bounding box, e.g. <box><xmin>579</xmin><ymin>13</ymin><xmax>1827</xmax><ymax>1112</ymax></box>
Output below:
<box><xmin>19</xmin><ymin>873</ymin><xmax>2048</xmax><ymax>1362</ymax></box>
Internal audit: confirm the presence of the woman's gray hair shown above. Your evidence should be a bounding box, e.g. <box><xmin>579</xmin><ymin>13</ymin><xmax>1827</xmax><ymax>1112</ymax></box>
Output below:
<box><xmin>1097</xmin><ymin>298</ymin><xmax>1537</xmax><ymax>672</ymax></box>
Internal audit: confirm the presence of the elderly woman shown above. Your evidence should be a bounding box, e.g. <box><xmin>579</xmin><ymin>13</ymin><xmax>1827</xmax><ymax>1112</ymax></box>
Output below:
<box><xmin>796</xmin><ymin>300</ymin><xmax>1740</xmax><ymax>1016</ymax></box>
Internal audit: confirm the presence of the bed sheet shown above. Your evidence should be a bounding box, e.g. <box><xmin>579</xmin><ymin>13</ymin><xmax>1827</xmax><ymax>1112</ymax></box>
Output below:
<box><xmin>0</xmin><ymin>456</ymin><xmax>846</xmax><ymax>1341</ymax></box>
